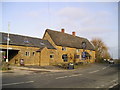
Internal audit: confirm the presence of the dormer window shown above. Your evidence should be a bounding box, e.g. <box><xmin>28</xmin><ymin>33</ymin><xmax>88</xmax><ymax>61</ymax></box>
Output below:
<box><xmin>24</xmin><ymin>38</ymin><xmax>29</xmax><ymax>43</ymax></box>
<box><xmin>40</xmin><ymin>42</ymin><xmax>45</xmax><ymax>45</ymax></box>
<box><xmin>24</xmin><ymin>40</ymin><xmax>29</xmax><ymax>43</ymax></box>
<box><xmin>4</xmin><ymin>37</ymin><xmax>10</xmax><ymax>41</ymax></box>
<box><xmin>62</xmin><ymin>47</ymin><xmax>66</xmax><ymax>51</ymax></box>
<box><xmin>82</xmin><ymin>42</ymin><xmax>86</xmax><ymax>49</ymax></box>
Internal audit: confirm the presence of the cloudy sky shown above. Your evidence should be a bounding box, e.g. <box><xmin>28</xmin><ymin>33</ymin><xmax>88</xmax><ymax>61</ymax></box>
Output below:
<box><xmin>1</xmin><ymin>1</ymin><xmax>118</xmax><ymax>59</ymax></box>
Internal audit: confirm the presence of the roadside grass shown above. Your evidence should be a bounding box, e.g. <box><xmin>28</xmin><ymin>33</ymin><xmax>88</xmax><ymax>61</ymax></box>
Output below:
<box><xmin>0</xmin><ymin>62</ymin><xmax>11</xmax><ymax>71</ymax></box>
<box><xmin>55</xmin><ymin>62</ymin><xmax>93</xmax><ymax>70</ymax></box>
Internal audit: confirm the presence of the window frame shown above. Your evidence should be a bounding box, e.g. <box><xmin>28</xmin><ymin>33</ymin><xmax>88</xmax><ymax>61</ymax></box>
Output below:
<box><xmin>25</xmin><ymin>51</ymin><xmax>30</xmax><ymax>56</ymax></box>
<box><xmin>62</xmin><ymin>54</ymin><xmax>68</xmax><ymax>62</ymax></box>
<box><xmin>62</xmin><ymin>47</ymin><xmax>66</xmax><ymax>51</ymax></box>
<box><xmin>50</xmin><ymin>54</ymin><xmax>54</xmax><ymax>59</ymax></box>
<box><xmin>32</xmin><ymin>52</ymin><xmax>35</xmax><ymax>56</ymax></box>
<box><xmin>76</xmin><ymin>49</ymin><xmax>80</xmax><ymax>52</ymax></box>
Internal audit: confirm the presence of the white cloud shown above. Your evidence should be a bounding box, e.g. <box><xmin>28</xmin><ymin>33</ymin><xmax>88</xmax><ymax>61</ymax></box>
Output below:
<box><xmin>57</xmin><ymin>7</ymin><xmax>88</xmax><ymax>21</ymax></box>
<box><xmin>56</xmin><ymin>7</ymin><xmax>114</xmax><ymax>34</ymax></box>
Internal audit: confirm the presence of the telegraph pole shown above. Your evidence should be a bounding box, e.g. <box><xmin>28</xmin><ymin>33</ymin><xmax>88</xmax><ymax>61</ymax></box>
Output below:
<box><xmin>6</xmin><ymin>22</ymin><xmax>10</xmax><ymax>62</ymax></box>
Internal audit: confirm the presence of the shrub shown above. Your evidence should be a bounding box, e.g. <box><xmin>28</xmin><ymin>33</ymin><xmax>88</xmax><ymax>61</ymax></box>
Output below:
<box><xmin>1</xmin><ymin>61</ymin><xmax>11</xmax><ymax>71</ymax></box>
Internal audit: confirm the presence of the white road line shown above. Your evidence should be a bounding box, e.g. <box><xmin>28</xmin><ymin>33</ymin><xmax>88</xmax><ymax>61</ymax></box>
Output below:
<box><xmin>110</xmin><ymin>79</ymin><xmax>118</xmax><ymax>83</ymax></box>
<box><xmin>56</xmin><ymin>74</ymin><xmax>82</xmax><ymax>79</ymax></box>
<box><xmin>3</xmin><ymin>81</ymin><xmax>34</xmax><ymax>86</ymax></box>
<box><xmin>56</xmin><ymin>76</ymin><xmax>68</xmax><ymax>79</ymax></box>
<box><xmin>109</xmin><ymin>83</ymin><xmax>118</xmax><ymax>88</ymax></box>
<box><xmin>111</xmin><ymin>79</ymin><xmax>118</xmax><ymax>82</ymax></box>
<box><xmin>101</xmin><ymin>85</ymin><xmax>105</xmax><ymax>87</ymax></box>
<box><xmin>89</xmin><ymin>70</ymin><xmax>100</xmax><ymax>74</ymax></box>
<box><xmin>102</xmin><ymin>67</ymin><xmax>107</xmax><ymax>70</ymax></box>
<box><xmin>96</xmin><ymin>79</ymin><xmax>118</xmax><ymax>88</ymax></box>
<box><xmin>96</xmin><ymin>87</ymin><xmax>100</xmax><ymax>88</ymax></box>
<box><xmin>70</xmin><ymin>74</ymin><xmax>82</xmax><ymax>77</ymax></box>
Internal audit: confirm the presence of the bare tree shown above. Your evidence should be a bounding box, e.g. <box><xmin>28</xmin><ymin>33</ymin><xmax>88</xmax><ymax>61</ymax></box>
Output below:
<box><xmin>91</xmin><ymin>38</ymin><xmax>111</xmax><ymax>62</ymax></box>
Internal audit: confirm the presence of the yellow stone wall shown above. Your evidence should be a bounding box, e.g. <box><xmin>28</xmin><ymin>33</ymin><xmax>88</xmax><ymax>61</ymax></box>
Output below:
<box><xmin>40</xmin><ymin>47</ymin><xmax>49</xmax><ymax>66</ymax></box>
<box><xmin>43</xmin><ymin>32</ymin><xmax>96</xmax><ymax>64</ymax></box>
<box><xmin>0</xmin><ymin>45</ymin><xmax>40</xmax><ymax>66</ymax></box>
<box><xmin>0</xmin><ymin>31</ymin><xmax>96</xmax><ymax>66</ymax></box>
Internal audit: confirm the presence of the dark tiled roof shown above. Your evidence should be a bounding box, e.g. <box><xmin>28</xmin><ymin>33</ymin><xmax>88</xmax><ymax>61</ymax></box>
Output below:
<box><xmin>46</xmin><ymin>29</ymin><xmax>95</xmax><ymax>50</ymax></box>
<box><xmin>0</xmin><ymin>32</ymin><xmax>55</xmax><ymax>49</ymax></box>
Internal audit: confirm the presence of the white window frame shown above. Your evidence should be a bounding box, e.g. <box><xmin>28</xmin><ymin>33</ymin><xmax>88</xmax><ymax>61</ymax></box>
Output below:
<box><xmin>62</xmin><ymin>47</ymin><xmax>66</xmax><ymax>51</ymax></box>
<box><xmin>25</xmin><ymin>51</ymin><xmax>30</xmax><ymax>56</ymax></box>
<box><xmin>76</xmin><ymin>49</ymin><xmax>80</xmax><ymax>52</ymax></box>
<box><xmin>32</xmin><ymin>52</ymin><xmax>35</xmax><ymax>56</ymax></box>
<box><xmin>50</xmin><ymin>54</ymin><xmax>54</xmax><ymax>59</ymax></box>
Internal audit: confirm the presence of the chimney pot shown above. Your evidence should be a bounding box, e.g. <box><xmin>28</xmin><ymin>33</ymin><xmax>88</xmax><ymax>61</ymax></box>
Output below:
<box><xmin>61</xmin><ymin>28</ymin><xmax>65</xmax><ymax>33</ymax></box>
<box><xmin>72</xmin><ymin>31</ymin><xmax>76</xmax><ymax>36</ymax></box>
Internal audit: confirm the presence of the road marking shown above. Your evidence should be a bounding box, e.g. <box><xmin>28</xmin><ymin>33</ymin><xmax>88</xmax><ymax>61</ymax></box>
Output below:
<box><xmin>96</xmin><ymin>79</ymin><xmax>118</xmax><ymax>88</ymax></box>
<box><xmin>101</xmin><ymin>85</ymin><xmax>105</xmax><ymax>87</ymax></box>
<box><xmin>3</xmin><ymin>81</ymin><xmax>34</xmax><ymax>86</ymax></box>
<box><xmin>56</xmin><ymin>74</ymin><xmax>82</xmax><ymax>79</ymax></box>
<box><xmin>102</xmin><ymin>67</ymin><xmax>107</xmax><ymax>70</ymax></box>
<box><xmin>109</xmin><ymin>83</ymin><xmax>118</xmax><ymax>88</ymax></box>
<box><xmin>89</xmin><ymin>70</ymin><xmax>100</xmax><ymax>74</ymax></box>
<box><xmin>96</xmin><ymin>87</ymin><xmax>100</xmax><ymax>88</ymax></box>
<box><xmin>109</xmin><ymin>79</ymin><xmax>118</xmax><ymax>83</ymax></box>
<box><xmin>69</xmin><ymin>74</ymin><xmax>82</xmax><ymax>77</ymax></box>
<box><xmin>56</xmin><ymin>76</ymin><xmax>68</xmax><ymax>79</ymax></box>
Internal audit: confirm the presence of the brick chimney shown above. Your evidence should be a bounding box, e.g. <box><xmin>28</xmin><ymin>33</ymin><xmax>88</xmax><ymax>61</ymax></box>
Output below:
<box><xmin>61</xmin><ymin>28</ymin><xmax>65</xmax><ymax>33</ymax></box>
<box><xmin>72</xmin><ymin>31</ymin><xmax>76</xmax><ymax>36</ymax></box>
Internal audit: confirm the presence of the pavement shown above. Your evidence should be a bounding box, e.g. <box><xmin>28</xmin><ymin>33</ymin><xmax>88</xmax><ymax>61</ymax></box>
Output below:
<box><xmin>2</xmin><ymin>63</ymin><xmax>119</xmax><ymax>89</ymax></box>
<box><xmin>9</xmin><ymin>65</ymin><xmax>67</xmax><ymax>72</ymax></box>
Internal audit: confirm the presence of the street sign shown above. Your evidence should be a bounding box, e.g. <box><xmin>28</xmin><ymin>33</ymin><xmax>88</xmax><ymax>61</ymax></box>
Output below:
<box><xmin>82</xmin><ymin>52</ymin><xmax>86</xmax><ymax>58</ymax></box>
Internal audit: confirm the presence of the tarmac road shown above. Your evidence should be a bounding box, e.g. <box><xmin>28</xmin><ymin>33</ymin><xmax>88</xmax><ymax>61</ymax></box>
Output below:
<box><xmin>2</xmin><ymin>63</ymin><xmax>119</xmax><ymax>89</ymax></box>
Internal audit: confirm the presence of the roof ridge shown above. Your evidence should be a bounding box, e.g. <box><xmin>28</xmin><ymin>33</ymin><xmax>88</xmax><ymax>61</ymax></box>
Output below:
<box><xmin>46</xmin><ymin>29</ymin><xmax>95</xmax><ymax>50</ymax></box>
<box><xmin>0</xmin><ymin>32</ymin><xmax>42</xmax><ymax>40</ymax></box>
<box><xmin>46</xmin><ymin>29</ymin><xmax>86</xmax><ymax>39</ymax></box>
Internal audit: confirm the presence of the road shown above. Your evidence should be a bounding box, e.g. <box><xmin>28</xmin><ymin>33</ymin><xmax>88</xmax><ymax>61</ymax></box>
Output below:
<box><xmin>2</xmin><ymin>63</ymin><xmax>119</xmax><ymax>89</ymax></box>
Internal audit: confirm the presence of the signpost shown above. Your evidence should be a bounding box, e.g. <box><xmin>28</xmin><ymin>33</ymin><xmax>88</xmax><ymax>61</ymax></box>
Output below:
<box><xmin>6</xmin><ymin>22</ymin><xmax>10</xmax><ymax>62</ymax></box>
<box><xmin>82</xmin><ymin>42</ymin><xmax>86</xmax><ymax>60</ymax></box>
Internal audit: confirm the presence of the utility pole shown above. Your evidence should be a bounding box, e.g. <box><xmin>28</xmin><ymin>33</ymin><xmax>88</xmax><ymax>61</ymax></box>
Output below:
<box><xmin>6</xmin><ymin>22</ymin><xmax>10</xmax><ymax>62</ymax></box>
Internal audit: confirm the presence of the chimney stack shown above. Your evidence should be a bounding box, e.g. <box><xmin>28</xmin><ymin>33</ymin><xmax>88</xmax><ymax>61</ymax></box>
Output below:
<box><xmin>61</xmin><ymin>28</ymin><xmax>65</xmax><ymax>33</ymax></box>
<box><xmin>72</xmin><ymin>31</ymin><xmax>76</xmax><ymax>36</ymax></box>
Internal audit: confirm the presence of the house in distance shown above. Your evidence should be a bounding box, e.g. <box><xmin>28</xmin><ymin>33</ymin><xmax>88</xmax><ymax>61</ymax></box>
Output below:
<box><xmin>0</xmin><ymin>29</ymin><xmax>95</xmax><ymax>66</ymax></box>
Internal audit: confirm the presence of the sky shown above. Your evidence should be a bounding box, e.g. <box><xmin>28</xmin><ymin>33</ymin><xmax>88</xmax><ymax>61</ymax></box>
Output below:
<box><xmin>1</xmin><ymin>1</ymin><xmax>118</xmax><ymax>59</ymax></box>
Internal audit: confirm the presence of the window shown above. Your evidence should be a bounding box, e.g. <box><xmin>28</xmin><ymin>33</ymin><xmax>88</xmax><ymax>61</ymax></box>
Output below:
<box><xmin>32</xmin><ymin>52</ymin><xmax>35</xmax><ymax>56</ymax></box>
<box><xmin>40</xmin><ymin>42</ymin><xmax>45</xmax><ymax>45</ymax></box>
<box><xmin>4</xmin><ymin>37</ymin><xmax>10</xmax><ymax>41</ymax></box>
<box><xmin>50</xmin><ymin>54</ymin><xmax>54</xmax><ymax>59</ymax></box>
<box><xmin>82</xmin><ymin>42</ymin><xmax>86</xmax><ymax>49</ymax></box>
<box><xmin>24</xmin><ymin>38</ymin><xmax>29</xmax><ymax>43</ymax></box>
<box><xmin>62</xmin><ymin>54</ymin><xmax>68</xmax><ymax>62</ymax></box>
<box><xmin>25</xmin><ymin>52</ymin><xmax>30</xmax><ymax>56</ymax></box>
<box><xmin>76</xmin><ymin>49</ymin><xmax>80</xmax><ymax>52</ymax></box>
<box><xmin>89</xmin><ymin>51</ymin><xmax>92</xmax><ymax>54</ymax></box>
<box><xmin>24</xmin><ymin>40</ymin><xmax>29</xmax><ymax>43</ymax></box>
<box><xmin>75</xmin><ymin>55</ymin><xmax>80</xmax><ymax>59</ymax></box>
<box><xmin>81</xmin><ymin>52</ymin><xmax>91</xmax><ymax>60</ymax></box>
<box><xmin>62</xmin><ymin>47</ymin><xmax>66</xmax><ymax>51</ymax></box>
